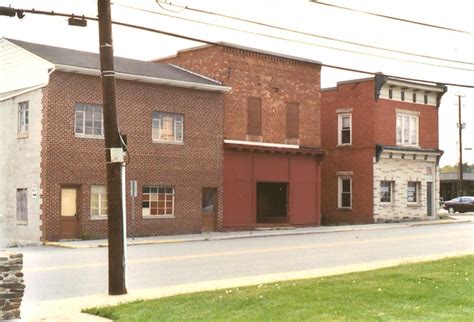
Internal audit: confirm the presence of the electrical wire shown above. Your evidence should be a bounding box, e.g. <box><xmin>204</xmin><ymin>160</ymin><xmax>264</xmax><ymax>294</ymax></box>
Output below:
<box><xmin>112</xmin><ymin>4</ymin><xmax>474</xmax><ymax>72</ymax></box>
<box><xmin>309</xmin><ymin>0</ymin><xmax>474</xmax><ymax>35</ymax></box>
<box><xmin>8</xmin><ymin>7</ymin><xmax>474</xmax><ymax>88</ymax></box>
<box><xmin>144</xmin><ymin>2</ymin><xmax>474</xmax><ymax>66</ymax></box>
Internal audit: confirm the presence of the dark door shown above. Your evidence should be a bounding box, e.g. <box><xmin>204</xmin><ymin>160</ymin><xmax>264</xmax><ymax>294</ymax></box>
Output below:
<box><xmin>427</xmin><ymin>182</ymin><xmax>433</xmax><ymax>217</ymax></box>
<box><xmin>202</xmin><ymin>188</ymin><xmax>217</xmax><ymax>232</ymax></box>
<box><xmin>60</xmin><ymin>187</ymin><xmax>80</xmax><ymax>239</ymax></box>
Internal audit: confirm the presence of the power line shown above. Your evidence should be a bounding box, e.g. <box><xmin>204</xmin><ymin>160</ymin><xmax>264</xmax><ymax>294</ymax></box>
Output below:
<box><xmin>4</xmin><ymin>7</ymin><xmax>474</xmax><ymax>88</ymax></box>
<box><xmin>113</xmin><ymin>4</ymin><xmax>474</xmax><ymax>72</ymax></box>
<box><xmin>147</xmin><ymin>2</ymin><xmax>474</xmax><ymax>67</ymax></box>
<box><xmin>309</xmin><ymin>0</ymin><xmax>474</xmax><ymax>35</ymax></box>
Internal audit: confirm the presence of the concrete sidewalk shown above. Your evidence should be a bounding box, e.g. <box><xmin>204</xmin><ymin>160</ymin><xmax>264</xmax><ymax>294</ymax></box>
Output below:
<box><xmin>45</xmin><ymin>217</ymin><xmax>471</xmax><ymax>249</ymax></box>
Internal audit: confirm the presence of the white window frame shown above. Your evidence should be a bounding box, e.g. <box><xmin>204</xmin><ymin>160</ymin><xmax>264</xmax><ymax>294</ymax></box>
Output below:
<box><xmin>90</xmin><ymin>185</ymin><xmax>107</xmax><ymax>218</ymax></box>
<box><xmin>396</xmin><ymin>112</ymin><xmax>419</xmax><ymax>147</ymax></box>
<box><xmin>74</xmin><ymin>103</ymin><xmax>104</xmax><ymax>139</ymax></box>
<box><xmin>152</xmin><ymin>112</ymin><xmax>184</xmax><ymax>144</ymax></box>
<box><xmin>142</xmin><ymin>186</ymin><xmax>175</xmax><ymax>218</ymax></box>
<box><xmin>338</xmin><ymin>113</ymin><xmax>352</xmax><ymax>145</ymax></box>
<box><xmin>380</xmin><ymin>181</ymin><xmax>394</xmax><ymax>203</ymax></box>
<box><xmin>407</xmin><ymin>181</ymin><xmax>421</xmax><ymax>203</ymax></box>
<box><xmin>18</xmin><ymin>101</ymin><xmax>29</xmax><ymax>138</ymax></box>
<box><xmin>338</xmin><ymin>176</ymin><xmax>352</xmax><ymax>209</ymax></box>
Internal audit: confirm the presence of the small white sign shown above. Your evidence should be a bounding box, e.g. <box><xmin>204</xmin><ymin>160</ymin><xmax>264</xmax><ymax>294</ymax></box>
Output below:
<box><xmin>31</xmin><ymin>184</ymin><xmax>38</xmax><ymax>199</ymax></box>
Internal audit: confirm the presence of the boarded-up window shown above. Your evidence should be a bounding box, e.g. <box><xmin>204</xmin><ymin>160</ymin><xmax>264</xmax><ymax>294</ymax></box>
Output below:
<box><xmin>16</xmin><ymin>188</ymin><xmax>28</xmax><ymax>223</ymax></box>
<box><xmin>286</xmin><ymin>103</ymin><xmax>299</xmax><ymax>139</ymax></box>
<box><xmin>247</xmin><ymin>97</ymin><xmax>262</xmax><ymax>136</ymax></box>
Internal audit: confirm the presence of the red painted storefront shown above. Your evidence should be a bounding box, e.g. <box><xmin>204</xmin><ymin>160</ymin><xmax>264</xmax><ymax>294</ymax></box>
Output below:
<box><xmin>223</xmin><ymin>144</ymin><xmax>324</xmax><ymax>229</ymax></box>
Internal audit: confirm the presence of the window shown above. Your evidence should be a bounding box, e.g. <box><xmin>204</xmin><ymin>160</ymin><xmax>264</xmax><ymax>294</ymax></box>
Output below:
<box><xmin>380</xmin><ymin>181</ymin><xmax>394</xmax><ymax>203</ymax></box>
<box><xmin>18</xmin><ymin>101</ymin><xmax>29</xmax><ymax>136</ymax></box>
<box><xmin>16</xmin><ymin>188</ymin><xmax>28</xmax><ymax>224</ymax></box>
<box><xmin>142</xmin><ymin>186</ymin><xmax>175</xmax><ymax>217</ymax></box>
<box><xmin>75</xmin><ymin>103</ymin><xmax>103</xmax><ymax>137</ymax></box>
<box><xmin>412</xmin><ymin>93</ymin><xmax>417</xmax><ymax>103</ymax></box>
<box><xmin>338</xmin><ymin>177</ymin><xmax>352</xmax><ymax>208</ymax></box>
<box><xmin>401</xmin><ymin>91</ymin><xmax>405</xmax><ymax>101</ymax></box>
<box><xmin>152</xmin><ymin>112</ymin><xmax>183</xmax><ymax>143</ymax></box>
<box><xmin>388</xmin><ymin>89</ymin><xmax>393</xmax><ymax>99</ymax></box>
<box><xmin>286</xmin><ymin>103</ymin><xmax>299</xmax><ymax>140</ymax></box>
<box><xmin>91</xmin><ymin>185</ymin><xmax>107</xmax><ymax>217</ymax></box>
<box><xmin>202</xmin><ymin>188</ymin><xmax>217</xmax><ymax>213</ymax></box>
<box><xmin>247</xmin><ymin>97</ymin><xmax>262</xmax><ymax>136</ymax></box>
<box><xmin>407</xmin><ymin>182</ymin><xmax>420</xmax><ymax>203</ymax></box>
<box><xmin>338</xmin><ymin>114</ymin><xmax>352</xmax><ymax>145</ymax></box>
<box><xmin>424</xmin><ymin>94</ymin><xmax>428</xmax><ymax>104</ymax></box>
<box><xmin>396</xmin><ymin>113</ymin><xmax>418</xmax><ymax>146</ymax></box>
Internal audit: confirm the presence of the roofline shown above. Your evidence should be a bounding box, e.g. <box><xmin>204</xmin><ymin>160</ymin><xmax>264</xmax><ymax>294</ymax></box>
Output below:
<box><xmin>54</xmin><ymin>64</ymin><xmax>231</xmax><ymax>92</ymax></box>
<box><xmin>154</xmin><ymin>42</ymin><xmax>322</xmax><ymax>66</ymax></box>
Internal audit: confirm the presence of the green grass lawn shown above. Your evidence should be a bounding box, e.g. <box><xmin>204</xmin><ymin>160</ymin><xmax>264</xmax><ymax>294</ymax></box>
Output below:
<box><xmin>85</xmin><ymin>255</ymin><xmax>474</xmax><ymax>321</ymax></box>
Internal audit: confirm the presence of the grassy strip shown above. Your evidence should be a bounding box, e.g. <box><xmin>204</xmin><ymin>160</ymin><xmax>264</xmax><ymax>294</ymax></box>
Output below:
<box><xmin>85</xmin><ymin>255</ymin><xmax>474</xmax><ymax>321</ymax></box>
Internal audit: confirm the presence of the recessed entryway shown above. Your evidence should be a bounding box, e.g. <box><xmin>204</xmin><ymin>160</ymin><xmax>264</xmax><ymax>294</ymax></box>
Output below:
<box><xmin>256</xmin><ymin>182</ymin><xmax>288</xmax><ymax>224</ymax></box>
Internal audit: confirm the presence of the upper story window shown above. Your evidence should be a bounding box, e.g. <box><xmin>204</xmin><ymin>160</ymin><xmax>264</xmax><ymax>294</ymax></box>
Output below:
<box><xmin>396</xmin><ymin>113</ymin><xmax>418</xmax><ymax>146</ymax></box>
<box><xmin>388</xmin><ymin>89</ymin><xmax>393</xmax><ymax>99</ymax></box>
<box><xmin>338</xmin><ymin>113</ymin><xmax>352</xmax><ymax>145</ymax></box>
<box><xmin>412</xmin><ymin>93</ymin><xmax>417</xmax><ymax>103</ymax></box>
<box><xmin>152</xmin><ymin>112</ymin><xmax>183</xmax><ymax>143</ymax></box>
<box><xmin>424</xmin><ymin>94</ymin><xmax>428</xmax><ymax>104</ymax></box>
<box><xmin>18</xmin><ymin>101</ymin><xmax>29</xmax><ymax>137</ymax></box>
<box><xmin>75</xmin><ymin>103</ymin><xmax>103</xmax><ymax>138</ymax></box>
<box><xmin>286</xmin><ymin>102</ymin><xmax>299</xmax><ymax>140</ymax></box>
<box><xmin>247</xmin><ymin>97</ymin><xmax>262</xmax><ymax>136</ymax></box>
<box><xmin>401</xmin><ymin>91</ymin><xmax>405</xmax><ymax>101</ymax></box>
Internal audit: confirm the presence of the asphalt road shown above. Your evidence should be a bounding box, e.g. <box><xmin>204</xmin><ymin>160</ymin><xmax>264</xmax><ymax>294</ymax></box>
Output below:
<box><xmin>20</xmin><ymin>222</ymin><xmax>473</xmax><ymax>303</ymax></box>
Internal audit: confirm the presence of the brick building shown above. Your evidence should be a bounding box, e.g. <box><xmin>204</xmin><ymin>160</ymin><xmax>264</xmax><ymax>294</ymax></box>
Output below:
<box><xmin>159</xmin><ymin>44</ymin><xmax>325</xmax><ymax>230</ymax></box>
<box><xmin>321</xmin><ymin>75</ymin><xmax>446</xmax><ymax>224</ymax></box>
<box><xmin>0</xmin><ymin>38</ymin><xmax>229</xmax><ymax>244</ymax></box>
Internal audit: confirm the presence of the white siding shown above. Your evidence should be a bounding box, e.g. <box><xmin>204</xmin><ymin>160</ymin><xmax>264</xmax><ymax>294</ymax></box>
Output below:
<box><xmin>0</xmin><ymin>89</ymin><xmax>43</xmax><ymax>246</ymax></box>
<box><xmin>0</xmin><ymin>39</ymin><xmax>53</xmax><ymax>96</ymax></box>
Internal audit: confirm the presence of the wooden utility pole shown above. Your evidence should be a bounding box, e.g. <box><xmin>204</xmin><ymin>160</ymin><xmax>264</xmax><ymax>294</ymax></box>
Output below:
<box><xmin>457</xmin><ymin>94</ymin><xmax>464</xmax><ymax>197</ymax></box>
<box><xmin>97</xmin><ymin>0</ymin><xmax>127</xmax><ymax>295</ymax></box>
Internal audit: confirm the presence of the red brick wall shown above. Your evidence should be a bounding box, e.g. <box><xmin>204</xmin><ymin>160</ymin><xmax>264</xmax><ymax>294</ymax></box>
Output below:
<box><xmin>321</xmin><ymin>78</ymin><xmax>440</xmax><ymax>224</ymax></box>
<box><xmin>40</xmin><ymin>71</ymin><xmax>224</xmax><ymax>241</ymax></box>
<box><xmin>159</xmin><ymin>45</ymin><xmax>322</xmax><ymax>147</ymax></box>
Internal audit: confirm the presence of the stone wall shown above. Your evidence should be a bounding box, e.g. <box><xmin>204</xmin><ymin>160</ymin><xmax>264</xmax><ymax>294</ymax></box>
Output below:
<box><xmin>0</xmin><ymin>253</ymin><xmax>24</xmax><ymax>320</ymax></box>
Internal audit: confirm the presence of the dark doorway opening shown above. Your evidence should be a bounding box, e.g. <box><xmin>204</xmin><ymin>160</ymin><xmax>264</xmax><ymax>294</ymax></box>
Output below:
<box><xmin>256</xmin><ymin>182</ymin><xmax>288</xmax><ymax>223</ymax></box>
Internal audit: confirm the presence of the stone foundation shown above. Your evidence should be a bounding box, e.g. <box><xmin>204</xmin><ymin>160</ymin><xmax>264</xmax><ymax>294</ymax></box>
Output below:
<box><xmin>0</xmin><ymin>252</ymin><xmax>24</xmax><ymax>320</ymax></box>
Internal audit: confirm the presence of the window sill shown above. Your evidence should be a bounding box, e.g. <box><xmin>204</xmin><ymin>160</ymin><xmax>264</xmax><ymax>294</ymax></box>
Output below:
<box><xmin>337</xmin><ymin>207</ymin><xmax>352</xmax><ymax>211</ymax></box>
<box><xmin>90</xmin><ymin>216</ymin><xmax>107</xmax><ymax>220</ymax></box>
<box><xmin>17</xmin><ymin>132</ymin><xmax>29</xmax><ymax>139</ymax></box>
<box><xmin>75</xmin><ymin>134</ymin><xmax>104</xmax><ymax>140</ymax></box>
<box><xmin>380</xmin><ymin>202</ymin><xmax>394</xmax><ymax>206</ymax></box>
<box><xmin>16</xmin><ymin>221</ymin><xmax>28</xmax><ymax>226</ymax></box>
<box><xmin>337</xmin><ymin>144</ymin><xmax>352</xmax><ymax>147</ymax></box>
<box><xmin>152</xmin><ymin>140</ymin><xmax>184</xmax><ymax>145</ymax></box>
<box><xmin>407</xmin><ymin>203</ymin><xmax>421</xmax><ymax>207</ymax></box>
<box><xmin>396</xmin><ymin>144</ymin><xmax>419</xmax><ymax>148</ymax></box>
<box><xmin>143</xmin><ymin>215</ymin><xmax>175</xmax><ymax>219</ymax></box>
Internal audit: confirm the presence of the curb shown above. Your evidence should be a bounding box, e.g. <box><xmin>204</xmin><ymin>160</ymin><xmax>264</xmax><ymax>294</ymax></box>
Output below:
<box><xmin>43</xmin><ymin>219</ymin><xmax>470</xmax><ymax>249</ymax></box>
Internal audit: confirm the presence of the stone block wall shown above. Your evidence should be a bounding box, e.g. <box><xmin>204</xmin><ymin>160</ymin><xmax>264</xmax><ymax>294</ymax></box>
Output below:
<box><xmin>0</xmin><ymin>253</ymin><xmax>24</xmax><ymax>320</ymax></box>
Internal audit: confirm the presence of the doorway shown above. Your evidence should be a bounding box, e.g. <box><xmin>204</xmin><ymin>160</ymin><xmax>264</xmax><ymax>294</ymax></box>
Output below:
<box><xmin>202</xmin><ymin>188</ymin><xmax>217</xmax><ymax>232</ymax></box>
<box><xmin>427</xmin><ymin>181</ymin><xmax>433</xmax><ymax>217</ymax></box>
<box><xmin>256</xmin><ymin>182</ymin><xmax>288</xmax><ymax>223</ymax></box>
<box><xmin>60</xmin><ymin>187</ymin><xmax>80</xmax><ymax>239</ymax></box>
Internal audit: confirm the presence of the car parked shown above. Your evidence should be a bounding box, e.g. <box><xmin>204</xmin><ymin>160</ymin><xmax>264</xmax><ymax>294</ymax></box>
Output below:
<box><xmin>443</xmin><ymin>196</ymin><xmax>474</xmax><ymax>213</ymax></box>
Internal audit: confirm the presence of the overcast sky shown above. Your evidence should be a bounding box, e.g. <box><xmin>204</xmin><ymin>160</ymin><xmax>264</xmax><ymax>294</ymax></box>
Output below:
<box><xmin>1</xmin><ymin>0</ymin><xmax>472</xmax><ymax>166</ymax></box>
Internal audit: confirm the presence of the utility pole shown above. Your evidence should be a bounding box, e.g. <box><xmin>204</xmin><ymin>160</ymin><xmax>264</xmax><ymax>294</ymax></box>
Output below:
<box><xmin>98</xmin><ymin>0</ymin><xmax>127</xmax><ymax>295</ymax></box>
<box><xmin>456</xmin><ymin>93</ymin><xmax>464</xmax><ymax>197</ymax></box>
